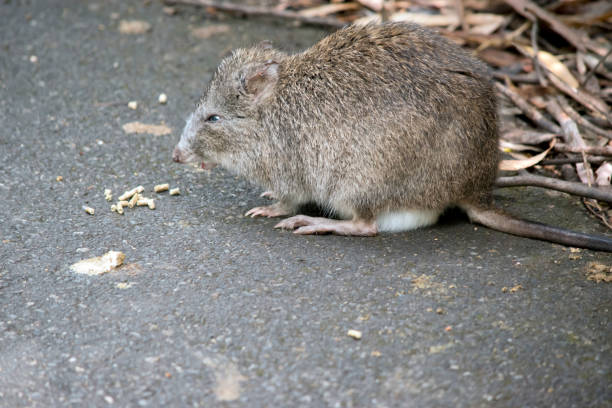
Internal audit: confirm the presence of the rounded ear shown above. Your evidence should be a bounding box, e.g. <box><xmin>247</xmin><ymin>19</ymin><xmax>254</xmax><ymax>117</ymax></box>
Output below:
<box><xmin>243</xmin><ymin>60</ymin><xmax>279</xmax><ymax>104</ymax></box>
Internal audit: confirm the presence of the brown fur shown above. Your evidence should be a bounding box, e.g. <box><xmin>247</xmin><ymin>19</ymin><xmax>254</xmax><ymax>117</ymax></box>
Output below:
<box><xmin>173</xmin><ymin>22</ymin><xmax>612</xmax><ymax>251</ymax></box>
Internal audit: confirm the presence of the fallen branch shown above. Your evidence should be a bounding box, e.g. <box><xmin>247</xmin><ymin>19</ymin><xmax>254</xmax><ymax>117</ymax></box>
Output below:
<box><xmin>541</xmin><ymin>156</ymin><xmax>607</xmax><ymax>165</ymax></box>
<box><xmin>495</xmin><ymin>173</ymin><xmax>612</xmax><ymax>203</ymax></box>
<box><xmin>495</xmin><ymin>82</ymin><xmax>561</xmax><ymax>134</ymax></box>
<box><xmin>546</xmin><ymin>97</ymin><xmax>594</xmax><ymax>184</ymax></box>
<box><xmin>503</xmin><ymin>0</ymin><xmax>587</xmax><ymax>52</ymax></box>
<box><xmin>164</xmin><ymin>0</ymin><xmax>345</xmax><ymax>28</ymax></box>
<box><xmin>554</xmin><ymin>144</ymin><xmax>612</xmax><ymax>157</ymax></box>
<box><xmin>547</xmin><ymin>73</ymin><xmax>612</xmax><ymax>124</ymax></box>
<box><xmin>556</xmin><ymin>96</ymin><xmax>612</xmax><ymax>140</ymax></box>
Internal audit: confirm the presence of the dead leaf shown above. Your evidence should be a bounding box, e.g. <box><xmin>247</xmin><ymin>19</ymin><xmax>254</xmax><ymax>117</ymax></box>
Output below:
<box><xmin>190</xmin><ymin>24</ymin><xmax>231</xmax><ymax>39</ymax></box>
<box><xmin>499</xmin><ymin>139</ymin><xmax>556</xmax><ymax>171</ymax></box>
<box><xmin>516</xmin><ymin>45</ymin><xmax>579</xmax><ymax>89</ymax></box>
<box><xmin>118</xmin><ymin>20</ymin><xmax>151</xmax><ymax>35</ymax></box>
<box><xmin>122</xmin><ymin>122</ymin><xmax>172</xmax><ymax>136</ymax></box>
<box><xmin>356</xmin><ymin>0</ymin><xmax>383</xmax><ymax>11</ymax></box>
<box><xmin>595</xmin><ymin>163</ymin><xmax>612</xmax><ymax>187</ymax></box>
<box><xmin>299</xmin><ymin>3</ymin><xmax>360</xmax><ymax>17</ymax></box>
<box><xmin>501</xmin><ymin>129</ymin><xmax>556</xmax><ymax>144</ymax></box>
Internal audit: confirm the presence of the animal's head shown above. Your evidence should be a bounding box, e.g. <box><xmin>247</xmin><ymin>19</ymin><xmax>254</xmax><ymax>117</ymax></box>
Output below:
<box><xmin>172</xmin><ymin>44</ymin><xmax>285</xmax><ymax>170</ymax></box>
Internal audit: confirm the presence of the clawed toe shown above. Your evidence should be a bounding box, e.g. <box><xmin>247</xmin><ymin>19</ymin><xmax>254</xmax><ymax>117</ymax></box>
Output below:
<box><xmin>245</xmin><ymin>203</ymin><xmax>291</xmax><ymax>218</ymax></box>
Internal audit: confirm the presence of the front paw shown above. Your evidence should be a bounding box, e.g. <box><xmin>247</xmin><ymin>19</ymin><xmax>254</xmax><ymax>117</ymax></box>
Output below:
<box><xmin>245</xmin><ymin>203</ymin><xmax>291</xmax><ymax>218</ymax></box>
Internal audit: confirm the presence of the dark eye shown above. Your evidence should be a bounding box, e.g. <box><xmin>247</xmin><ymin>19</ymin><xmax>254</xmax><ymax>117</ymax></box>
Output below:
<box><xmin>206</xmin><ymin>114</ymin><xmax>220</xmax><ymax>122</ymax></box>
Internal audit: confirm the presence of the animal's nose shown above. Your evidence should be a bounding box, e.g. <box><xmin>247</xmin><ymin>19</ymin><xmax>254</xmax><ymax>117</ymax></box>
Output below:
<box><xmin>172</xmin><ymin>146</ymin><xmax>182</xmax><ymax>163</ymax></box>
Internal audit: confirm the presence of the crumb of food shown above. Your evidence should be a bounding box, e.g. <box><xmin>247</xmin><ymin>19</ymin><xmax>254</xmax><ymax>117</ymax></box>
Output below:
<box><xmin>436</xmin><ymin>307</ymin><xmax>444</xmax><ymax>314</ymax></box>
<box><xmin>127</xmin><ymin>100</ymin><xmax>138</xmax><ymax>110</ymax></box>
<box><xmin>29</xmin><ymin>55</ymin><xmax>38</xmax><ymax>63</ymax></box>
<box><xmin>501</xmin><ymin>287</ymin><xmax>508</xmax><ymax>293</ymax></box>
<box><xmin>104</xmin><ymin>188</ymin><xmax>112</xmax><ymax>201</ymax></box>
<box><xmin>128</xmin><ymin>192</ymin><xmax>140</xmax><ymax>209</ymax></box>
<box><xmin>347</xmin><ymin>329</ymin><xmax>362</xmax><ymax>340</ymax></box>
<box><xmin>70</xmin><ymin>251</ymin><xmax>125</xmax><ymax>275</ymax></box>
<box><xmin>509</xmin><ymin>284</ymin><xmax>523</xmax><ymax>293</ymax></box>
<box><xmin>190</xmin><ymin>24</ymin><xmax>230</xmax><ymax>39</ymax></box>
<box><xmin>158</xmin><ymin>93</ymin><xmax>168</xmax><ymax>104</ymax></box>
<box><xmin>118</xmin><ymin>20</ymin><xmax>151</xmax><ymax>35</ymax></box>
<box><xmin>169</xmin><ymin>187</ymin><xmax>180</xmax><ymax>196</ymax></box>
<box><xmin>116</xmin><ymin>202</ymin><xmax>125</xmax><ymax>215</ymax></box>
<box><xmin>122</xmin><ymin>121</ymin><xmax>172</xmax><ymax>136</ymax></box>
<box><xmin>586</xmin><ymin>262</ymin><xmax>612</xmax><ymax>283</ymax></box>
<box><xmin>444</xmin><ymin>326</ymin><xmax>452</xmax><ymax>332</ymax></box>
<box><xmin>137</xmin><ymin>197</ymin><xmax>155</xmax><ymax>210</ymax></box>
<box><xmin>56</xmin><ymin>176</ymin><xmax>63</xmax><ymax>182</ymax></box>
<box><xmin>116</xmin><ymin>282</ymin><xmax>133</xmax><ymax>289</ymax></box>
<box><xmin>119</xmin><ymin>186</ymin><xmax>144</xmax><ymax>201</ymax></box>
<box><xmin>154</xmin><ymin>183</ymin><xmax>169</xmax><ymax>193</ymax></box>
<box><xmin>83</xmin><ymin>206</ymin><xmax>95</xmax><ymax>215</ymax></box>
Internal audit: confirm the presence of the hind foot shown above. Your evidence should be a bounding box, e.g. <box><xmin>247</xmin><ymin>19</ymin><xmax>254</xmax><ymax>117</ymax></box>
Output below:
<box><xmin>274</xmin><ymin>215</ymin><xmax>377</xmax><ymax>236</ymax></box>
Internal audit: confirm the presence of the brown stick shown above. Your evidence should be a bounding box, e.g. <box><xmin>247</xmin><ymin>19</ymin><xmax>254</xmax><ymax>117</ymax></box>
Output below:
<box><xmin>164</xmin><ymin>0</ymin><xmax>345</xmax><ymax>28</ymax></box>
<box><xmin>503</xmin><ymin>0</ymin><xmax>586</xmax><ymax>52</ymax></box>
<box><xmin>556</xmin><ymin>96</ymin><xmax>612</xmax><ymax>139</ymax></box>
<box><xmin>495</xmin><ymin>173</ymin><xmax>612</xmax><ymax>203</ymax></box>
<box><xmin>546</xmin><ymin>97</ymin><xmax>594</xmax><ymax>184</ymax></box>
<box><xmin>541</xmin><ymin>156</ymin><xmax>607</xmax><ymax>165</ymax></box>
<box><xmin>554</xmin><ymin>144</ymin><xmax>612</xmax><ymax>157</ymax></box>
<box><xmin>547</xmin><ymin>73</ymin><xmax>612</xmax><ymax>124</ymax></box>
<box><xmin>492</xmin><ymin>71</ymin><xmax>539</xmax><ymax>84</ymax></box>
<box><xmin>495</xmin><ymin>82</ymin><xmax>561</xmax><ymax>134</ymax></box>
<box><xmin>581</xmin><ymin>47</ymin><xmax>612</xmax><ymax>87</ymax></box>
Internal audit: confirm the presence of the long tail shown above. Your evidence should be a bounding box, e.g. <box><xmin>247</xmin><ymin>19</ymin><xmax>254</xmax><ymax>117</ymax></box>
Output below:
<box><xmin>463</xmin><ymin>205</ymin><xmax>612</xmax><ymax>252</ymax></box>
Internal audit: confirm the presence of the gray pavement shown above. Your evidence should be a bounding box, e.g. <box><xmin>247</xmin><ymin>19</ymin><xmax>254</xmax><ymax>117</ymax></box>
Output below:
<box><xmin>0</xmin><ymin>0</ymin><xmax>610</xmax><ymax>407</ymax></box>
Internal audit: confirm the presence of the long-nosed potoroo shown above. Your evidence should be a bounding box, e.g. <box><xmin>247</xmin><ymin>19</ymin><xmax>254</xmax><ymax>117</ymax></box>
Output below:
<box><xmin>173</xmin><ymin>22</ymin><xmax>612</xmax><ymax>252</ymax></box>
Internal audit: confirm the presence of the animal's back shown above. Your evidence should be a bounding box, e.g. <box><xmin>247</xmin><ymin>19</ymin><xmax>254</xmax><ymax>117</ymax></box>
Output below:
<box><xmin>265</xmin><ymin>23</ymin><xmax>499</xmax><ymax>214</ymax></box>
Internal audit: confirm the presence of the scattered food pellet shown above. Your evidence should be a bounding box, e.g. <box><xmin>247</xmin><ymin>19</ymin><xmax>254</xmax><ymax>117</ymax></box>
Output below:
<box><xmin>190</xmin><ymin>24</ymin><xmax>230</xmax><ymax>39</ymax></box>
<box><xmin>137</xmin><ymin>197</ymin><xmax>155</xmax><ymax>210</ymax></box>
<box><xmin>104</xmin><ymin>188</ymin><xmax>112</xmax><ymax>201</ymax></box>
<box><xmin>56</xmin><ymin>176</ymin><xmax>63</xmax><ymax>182</ymax></box>
<box><xmin>29</xmin><ymin>55</ymin><xmax>38</xmax><ymax>63</ymax></box>
<box><xmin>586</xmin><ymin>262</ymin><xmax>612</xmax><ymax>283</ymax></box>
<box><xmin>70</xmin><ymin>251</ymin><xmax>125</xmax><ymax>276</ymax></box>
<box><xmin>127</xmin><ymin>100</ymin><xmax>138</xmax><ymax>110</ymax></box>
<box><xmin>118</xmin><ymin>20</ymin><xmax>151</xmax><ymax>35</ymax></box>
<box><xmin>169</xmin><ymin>187</ymin><xmax>180</xmax><ymax>196</ymax></box>
<box><xmin>509</xmin><ymin>284</ymin><xmax>523</xmax><ymax>293</ymax></box>
<box><xmin>116</xmin><ymin>202</ymin><xmax>125</xmax><ymax>215</ymax></box>
<box><xmin>154</xmin><ymin>183</ymin><xmax>169</xmax><ymax>193</ymax></box>
<box><xmin>436</xmin><ymin>307</ymin><xmax>444</xmax><ymax>314</ymax></box>
<box><xmin>158</xmin><ymin>93</ymin><xmax>168</xmax><ymax>104</ymax></box>
<box><xmin>122</xmin><ymin>121</ymin><xmax>172</xmax><ymax>136</ymax></box>
<box><xmin>83</xmin><ymin>206</ymin><xmax>95</xmax><ymax>215</ymax></box>
<box><xmin>128</xmin><ymin>192</ymin><xmax>140</xmax><ymax>208</ymax></box>
<box><xmin>119</xmin><ymin>186</ymin><xmax>144</xmax><ymax>201</ymax></box>
<box><xmin>444</xmin><ymin>326</ymin><xmax>452</xmax><ymax>332</ymax></box>
<box><xmin>116</xmin><ymin>282</ymin><xmax>133</xmax><ymax>289</ymax></box>
<box><xmin>347</xmin><ymin>329</ymin><xmax>362</xmax><ymax>340</ymax></box>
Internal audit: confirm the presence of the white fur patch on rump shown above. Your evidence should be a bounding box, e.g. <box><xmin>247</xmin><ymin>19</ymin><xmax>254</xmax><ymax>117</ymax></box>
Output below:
<box><xmin>376</xmin><ymin>209</ymin><xmax>441</xmax><ymax>232</ymax></box>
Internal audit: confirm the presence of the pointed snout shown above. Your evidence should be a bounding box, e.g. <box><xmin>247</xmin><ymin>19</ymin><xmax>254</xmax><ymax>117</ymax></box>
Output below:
<box><xmin>172</xmin><ymin>146</ymin><xmax>184</xmax><ymax>163</ymax></box>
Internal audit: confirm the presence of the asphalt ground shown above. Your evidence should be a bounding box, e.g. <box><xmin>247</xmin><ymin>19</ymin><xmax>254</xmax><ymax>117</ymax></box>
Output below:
<box><xmin>0</xmin><ymin>0</ymin><xmax>610</xmax><ymax>407</ymax></box>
